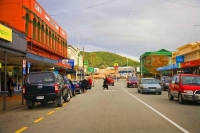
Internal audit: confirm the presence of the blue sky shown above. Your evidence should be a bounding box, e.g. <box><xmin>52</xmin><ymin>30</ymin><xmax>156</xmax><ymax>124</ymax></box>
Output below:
<box><xmin>37</xmin><ymin>0</ymin><xmax>200</xmax><ymax>61</ymax></box>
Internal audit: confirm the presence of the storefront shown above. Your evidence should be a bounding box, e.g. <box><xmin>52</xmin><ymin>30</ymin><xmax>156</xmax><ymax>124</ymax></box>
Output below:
<box><xmin>0</xmin><ymin>23</ymin><xmax>27</xmax><ymax>110</ymax></box>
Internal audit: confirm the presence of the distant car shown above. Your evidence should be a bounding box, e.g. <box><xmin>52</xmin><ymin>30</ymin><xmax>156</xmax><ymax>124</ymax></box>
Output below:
<box><xmin>168</xmin><ymin>74</ymin><xmax>200</xmax><ymax>104</ymax></box>
<box><xmin>160</xmin><ymin>76</ymin><xmax>172</xmax><ymax>91</ymax></box>
<box><xmin>107</xmin><ymin>77</ymin><xmax>114</xmax><ymax>86</ymax></box>
<box><xmin>137</xmin><ymin>78</ymin><xmax>162</xmax><ymax>95</ymax></box>
<box><xmin>72</xmin><ymin>81</ymin><xmax>82</xmax><ymax>94</ymax></box>
<box><xmin>127</xmin><ymin>76</ymin><xmax>138</xmax><ymax>88</ymax></box>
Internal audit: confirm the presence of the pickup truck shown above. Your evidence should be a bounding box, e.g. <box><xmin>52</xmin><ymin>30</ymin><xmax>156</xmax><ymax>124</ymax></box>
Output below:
<box><xmin>168</xmin><ymin>74</ymin><xmax>200</xmax><ymax>104</ymax></box>
<box><xmin>23</xmin><ymin>72</ymin><xmax>71</xmax><ymax>109</ymax></box>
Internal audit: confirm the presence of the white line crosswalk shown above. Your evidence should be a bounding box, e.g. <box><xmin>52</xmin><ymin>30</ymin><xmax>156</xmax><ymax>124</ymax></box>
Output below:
<box><xmin>103</xmin><ymin>90</ymin><xmax>116</xmax><ymax>92</ymax></box>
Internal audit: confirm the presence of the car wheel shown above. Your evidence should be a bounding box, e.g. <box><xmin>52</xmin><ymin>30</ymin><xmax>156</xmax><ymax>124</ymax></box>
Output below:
<box><xmin>73</xmin><ymin>90</ymin><xmax>76</xmax><ymax>97</ymax></box>
<box><xmin>178</xmin><ymin>93</ymin><xmax>185</xmax><ymax>104</ymax></box>
<box><xmin>28</xmin><ymin>100</ymin><xmax>35</xmax><ymax>109</ymax></box>
<box><xmin>127</xmin><ymin>85</ymin><xmax>129</xmax><ymax>88</ymax></box>
<box><xmin>57</xmin><ymin>93</ymin><xmax>64</xmax><ymax>107</ymax></box>
<box><xmin>112</xmin><ymin>83</ymin><xmax>114</xmax><ymax>86</ymax></box>
<box><xmin>168</xmin><ymin>90</ymin><xmax>174</xmax><ymax>100</ymax></box>
<box><xmin>64</xmin><ymin>91</ymin><xmax>71</xmax><ymax>102</ymax></box>
<box><xmin>158</xmin><ymin>92</ymin><xmax>162</xmax><ymax>95</ymax></box>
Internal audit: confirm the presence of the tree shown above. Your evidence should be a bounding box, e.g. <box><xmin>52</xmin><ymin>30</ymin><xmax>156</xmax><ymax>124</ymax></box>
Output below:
<box><xmin>144</xmin><ymin>55</ymin><xmax>169</xmax><ymax>74</ymax></box>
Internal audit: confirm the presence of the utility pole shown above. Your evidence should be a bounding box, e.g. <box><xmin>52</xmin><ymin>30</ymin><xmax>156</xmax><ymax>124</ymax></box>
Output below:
<box><xmin>82</xmin><ymin>46</ymin><xmax>84</xmax><ymax>79</ymax></box>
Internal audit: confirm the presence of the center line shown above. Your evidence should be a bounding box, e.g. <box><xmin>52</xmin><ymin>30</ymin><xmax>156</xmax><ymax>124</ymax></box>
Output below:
<box><xmin>34</xmin><ymin>117</ymin><xmax>44</xmax><ymax>123</ymax></box>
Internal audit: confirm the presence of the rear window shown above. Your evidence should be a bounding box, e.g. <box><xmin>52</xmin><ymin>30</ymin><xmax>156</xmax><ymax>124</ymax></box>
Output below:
<box><xmin>26</xmin><ymin>73</ymin><xmax>55</xmax><ymax>83</ymax></box>
<box><xmin>129</xmin><ymin>77</ymin><xmax>138</xmax><ymax>81</ymax></box>
<box><xmin>142</xmin><ymin>79</ymin><xmax>159</xmax><ymax>84</ymax></box>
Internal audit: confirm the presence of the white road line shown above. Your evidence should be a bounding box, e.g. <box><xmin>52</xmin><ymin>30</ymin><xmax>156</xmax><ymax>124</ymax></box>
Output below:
<box><xmin>121</xmin><ymin>83</ymin><xmax>190</xmax><ymax>133</ymax></box>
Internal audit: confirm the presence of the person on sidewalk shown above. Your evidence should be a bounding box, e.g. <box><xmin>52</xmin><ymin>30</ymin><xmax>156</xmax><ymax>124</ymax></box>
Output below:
<box><xmin>7</xmin><ymin>77</ymin><xmax>14</xmax><ymax>97</ymax></box>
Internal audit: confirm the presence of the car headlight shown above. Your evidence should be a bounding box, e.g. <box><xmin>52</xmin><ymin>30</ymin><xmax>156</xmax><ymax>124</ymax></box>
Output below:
<box><xmin>183</xmin><ymin>90</ymin><xmax>193</xmax><ymax>94</ymax></box>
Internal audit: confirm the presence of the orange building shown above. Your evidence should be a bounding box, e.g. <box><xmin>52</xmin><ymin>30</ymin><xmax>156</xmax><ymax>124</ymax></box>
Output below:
<box><xmin>0</xmin><ymin>0</ymin><xmax>68</xmax><ymax>62</ymax></box>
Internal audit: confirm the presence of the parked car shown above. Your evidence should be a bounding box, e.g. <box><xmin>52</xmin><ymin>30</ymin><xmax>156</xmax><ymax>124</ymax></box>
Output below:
<box><xmin>72</xmin><ymin>81</ymin><xmax>82</xmax><ymax>94</ymax></box>
<box><xmin>127</xmin><ymin>76</ymin><xmax>138</xmax><ymax>88</ymax></box>
<box><xmin>137</xmin><ymin>78</ymin><xmax>162</xmax><ymax>95</ymax></box>
<box><xmin>63</xmin><ymin>77</ymin><xmax>76</xmax><ymax>97</ymax></box>
<box><xmin>23</xmin><ymin>72</ymin><xmax>71</xmax><ymax>109</ymax></box>
<box><xmin>168</xmin><ymin>74</ymin><xmax>200</xmax><ymax>104</ymax></box>
<box><xmin>160</xmin><ymin>76</ymin><xmax>172</xmax><ymax>91</ymax></box>
<box><xmin>107</xmin><ymin>77</ymin><xmax>114</xmax><ymax>86</ymax></box>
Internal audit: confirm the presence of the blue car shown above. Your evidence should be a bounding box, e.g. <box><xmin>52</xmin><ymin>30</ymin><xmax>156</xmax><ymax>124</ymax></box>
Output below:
<box><xmin>64</xmin><ymin>77</ymin><xmax>76</xmax><ymax>97</ymax></box>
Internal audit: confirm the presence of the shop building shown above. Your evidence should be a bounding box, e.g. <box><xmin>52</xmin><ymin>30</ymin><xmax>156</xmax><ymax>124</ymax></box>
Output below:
<box><xmin>0</xmin><ymin>0</ymin><xmax>71</xmax><ymax>70</ymax></box>
<box><xmin>157</xmin><ymin>42</ymin><xmax>200</xmax><ymax>75</ymax></box>
<box><xmin>140</xmin><ymin>49</ymin><xmax>172</xmax><ymax>77</ymax></box>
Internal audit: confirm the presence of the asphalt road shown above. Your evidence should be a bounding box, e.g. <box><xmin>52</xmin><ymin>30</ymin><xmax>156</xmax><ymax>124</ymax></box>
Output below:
<box><xmin>0</xmin><ymin>79</ymin><xmax>199</xmax><ymax>133</ymax></box>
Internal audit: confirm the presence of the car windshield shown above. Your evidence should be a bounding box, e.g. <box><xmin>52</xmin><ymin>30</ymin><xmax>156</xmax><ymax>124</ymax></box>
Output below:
<box><xmin>142</xmin><ymin>79</ymin><xmax>159</xmax><ymax>84</ymax></box>
<box><xmin>181</xmin><ymin>76</ymin><xmax>200</xmax><ymax>85</ymax></box>
<box><xmin>26</xmin><ymin>73</ymin><xmax>54</xmax><ymax>83</ymax></box>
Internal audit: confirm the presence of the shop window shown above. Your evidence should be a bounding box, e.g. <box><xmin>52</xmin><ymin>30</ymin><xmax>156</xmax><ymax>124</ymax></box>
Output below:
<box><xmin>45</xmin><ymin>28</ymin><xmax>48</xmax><ymax>47</ymax></box>
<box><xmin>37</xmin><ymin>21</ymin><xmax>41</xmax><ymax>42</ymax></box>
<box><xmin>41</xmin><ymin>24</ymin><xmax>44</xmax><ymax>44</ymax></box>
<box><xmin>25</xmin><ymin>13</ymin><xmax>29</xmax><ymax>36</ymax></box>
<box><xmin>33</xmin><ymin>18</ymin><xmax>37</xmax><ymax>40</ymax></box>
<box><xmin>55</xmin><ymin>36</ymin><xmax>57</xmax><ymax>52</ymax></box>
<box><xmin>49</xmin><ymin>31</ymin><xmax>52</xmax><ymax>49</ymax></box>
<box><xmin>52</xmin><ymin>33</ymin><xmax>55</xmax><ymax>50</ymax></box>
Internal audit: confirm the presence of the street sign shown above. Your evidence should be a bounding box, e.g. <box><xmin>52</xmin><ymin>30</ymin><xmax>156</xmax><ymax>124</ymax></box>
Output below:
<box><xmin>87</xmin><ymin>67</ymin><xmax>94</xmax><ymax>72</ymax></box>
<box><xmin>84</xmin><ymin>60</ymin><xmax>88</xmax><ymax>67</ymax></box>
<box><xmin>27</xmin><ymin>62</ymin><xmax>31</xmax><ymax>68</ymax></box>
<box><xmin>23</xmin><ymin>59</ymin><xmax>26</xmax><ymax>68</ymax></box>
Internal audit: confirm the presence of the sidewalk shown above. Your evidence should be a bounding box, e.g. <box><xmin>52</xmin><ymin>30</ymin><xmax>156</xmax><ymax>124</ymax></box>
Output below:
<box><xmin>0</xmin><ymin>91</ymin><xmax>25</xmax><ymax>114</ymax></box>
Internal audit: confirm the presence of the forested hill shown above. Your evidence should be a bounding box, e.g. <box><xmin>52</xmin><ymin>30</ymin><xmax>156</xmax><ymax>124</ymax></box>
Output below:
<box><xmin>79</xmin><ymin>51</ymin><xmax>140</xmax><ymax>68</ymax></box>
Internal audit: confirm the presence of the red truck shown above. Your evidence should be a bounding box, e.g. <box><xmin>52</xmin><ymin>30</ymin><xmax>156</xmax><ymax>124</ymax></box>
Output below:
<box><xmin>168</xmin><ymin>74</ymin><xmax>200</xmax><ymax>104</ymax></box>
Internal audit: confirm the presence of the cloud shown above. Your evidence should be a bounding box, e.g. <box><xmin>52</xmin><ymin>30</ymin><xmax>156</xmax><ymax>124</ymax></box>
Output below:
<box><xmin>37</xmin><ymin>0</ymin><xmax>200</xmax><ymax>61</ymax></box>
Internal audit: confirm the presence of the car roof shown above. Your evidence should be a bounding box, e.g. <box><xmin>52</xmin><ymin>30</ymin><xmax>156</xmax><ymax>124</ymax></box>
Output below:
<box><xmin>175</xmin><ymin>74</ymin><xmax>200</xmax><ymax>77</ymax></box>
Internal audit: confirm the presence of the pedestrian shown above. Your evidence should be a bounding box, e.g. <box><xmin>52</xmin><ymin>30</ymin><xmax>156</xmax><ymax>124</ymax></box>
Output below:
<box><xmin>87</xmin><ymin>76</ymin><xmax>92</xmax><ymax>90</ymax></box>
<box><xmin>103</xmin><ymin>75</ymin><xmax>109</xmax><ymax>90</ymax></box>
<box><xmin>7</xmin><ymin>77</ymin><xmax>14</xmax><ymax>97</ymax></box>
<box><xmin>82</xmin><ymin>77</ymin><xmax>89</xmax><ymax>93</ymax></box>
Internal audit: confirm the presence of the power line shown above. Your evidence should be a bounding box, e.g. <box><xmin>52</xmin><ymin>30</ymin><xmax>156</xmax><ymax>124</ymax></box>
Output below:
<box><xmin>50</xmin><ymin>0</ymin><xmax>117</xmax><ymax>16</ymax></box>
<box><xmin>164</xmin><ymin>0</ymin><xmax>200</xmax><ymax>8</ymax></box>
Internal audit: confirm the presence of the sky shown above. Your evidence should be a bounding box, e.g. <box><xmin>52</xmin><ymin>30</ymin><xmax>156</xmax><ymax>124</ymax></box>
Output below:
<box><xmin>37</xmin><ymin>0</ymin><xmax>200</xmax><ymax>62</ymax></box>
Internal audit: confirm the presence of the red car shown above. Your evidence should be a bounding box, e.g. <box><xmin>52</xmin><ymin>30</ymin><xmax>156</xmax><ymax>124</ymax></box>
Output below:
<box><xmin>168</xmin><ymin>74</ymin><xmax>200</xmax><ymax>104</ymax></box>
<box><xmin>107</xmin><ymin>77</ymin><xmax>114</xmax><ymax>86</ymax></box>
<box><xmin>127</xmin><ymin>76</ymin><xmax>138</xmax><ymax>88</ymax></box>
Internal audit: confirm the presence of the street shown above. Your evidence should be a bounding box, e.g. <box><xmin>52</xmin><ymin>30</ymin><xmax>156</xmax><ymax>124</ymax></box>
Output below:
<box><xmin>0</xmin><ymin>79</ymin><xmax>200</xmax><ymax>133</ymax></box>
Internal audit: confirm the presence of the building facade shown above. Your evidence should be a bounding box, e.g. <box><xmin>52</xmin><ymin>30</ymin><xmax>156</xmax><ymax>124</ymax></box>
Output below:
<box><xmin>0</xmin><ymin>0</ymin><xmax>70</xmax><ymax>69</ymax></box>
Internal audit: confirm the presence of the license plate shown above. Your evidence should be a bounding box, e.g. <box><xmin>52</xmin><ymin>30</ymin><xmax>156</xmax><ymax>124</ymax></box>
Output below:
<box><xmin>151</xmin><ymin>89</ymin><xmax>155</xmax><ymax>91</ymax></box>
<box><xmin>36</xmin><ymin>96</ymin><xmax>44</xmax><ymax>99</ymax></box>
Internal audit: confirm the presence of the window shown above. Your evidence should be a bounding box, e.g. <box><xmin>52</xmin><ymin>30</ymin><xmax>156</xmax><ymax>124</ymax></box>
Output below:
<box><xmin>25</xmin><ymin>13</ymin><xmax>29</xmax><ymax>35</ymax></box>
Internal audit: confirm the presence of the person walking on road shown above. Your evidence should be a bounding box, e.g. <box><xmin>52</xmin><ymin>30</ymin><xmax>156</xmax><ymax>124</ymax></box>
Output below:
<box><xmin>103</xmin><ymin>75</ymin><xmax>109</xmax><ymax>90</ymax></box>
<box><xmin>87</xmin><ymin>76</ymin><xmax>92</xmax><ymax>90</ymax></box>
<box><xmin>82</xmin><ymin>77</ymin><xmax>89</xmax><ymax>93</ymax></box>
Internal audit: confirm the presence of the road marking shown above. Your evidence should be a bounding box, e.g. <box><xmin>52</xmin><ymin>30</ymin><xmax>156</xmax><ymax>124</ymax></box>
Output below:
<box><xmin>15</xmin><ymin>127</ymin><xmax>28</xmax><ymax>133</ymax></box>
<box><xmin>56</xmin><ymin>107</ymin><xmax>60</xmax><ymax>110</ymax></box>
<box><xmin>46</xmin><ymin>111</ymin><xmax>54</xmax><ymax>115</ymax></box>
<box><xmin>63</xmin><ymin>103</ymin><xmax>66</xmax><ymax>106</ymax></box>
<box><xmin>104</xmin><ymin>90</ymin><xmax>116</xmax><ymax>92</ymax></box>
<box><xmin>34</xmin><ymin>117</ymin><xmax>44</xmax><ymax>123</ymax></box>
<box><xmin>121</xmin><ymin>83</ymin><xmax>190</xmax><ymax>133</ymax></box>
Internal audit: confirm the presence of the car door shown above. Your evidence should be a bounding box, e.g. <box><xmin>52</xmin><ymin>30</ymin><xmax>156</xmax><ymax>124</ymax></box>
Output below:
<box><xmin>170</xmin><ymin>75</ymin><xmax>177</xmax><ymax>97</ymax></box>
<box><xmin>173</xmin><ymin>75</ymin><xmax>180</xmax><ymax>98</ymax></box>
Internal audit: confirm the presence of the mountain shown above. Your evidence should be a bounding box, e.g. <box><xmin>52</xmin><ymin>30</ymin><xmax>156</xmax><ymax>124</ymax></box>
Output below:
<box><xmin>79</xmin><ymin>51</ymin><xmax>140</xmax><ymax>68</ymax></box>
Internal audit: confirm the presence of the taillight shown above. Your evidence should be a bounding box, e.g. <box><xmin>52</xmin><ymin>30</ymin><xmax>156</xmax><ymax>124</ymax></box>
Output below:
<box><xmin>76</xmin><ymin>85</ymin><xmax>79</xmax><ymax>88</ymax></box>
<box><xmin>54</xmin><ymin>84</ymin><xmax>59</xmax><ymax>93</ymax></box>
<box><xmin>22</xmin><ymin>86</ymin><xmax>26</xmax><ymax>94</ymax></box>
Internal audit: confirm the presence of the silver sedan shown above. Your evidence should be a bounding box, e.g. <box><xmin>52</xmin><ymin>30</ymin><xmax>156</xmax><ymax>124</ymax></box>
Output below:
<box><xmin>137</xmin><ymin>78</ymin><xmax>162</xmax><ymax>95</ymax></box>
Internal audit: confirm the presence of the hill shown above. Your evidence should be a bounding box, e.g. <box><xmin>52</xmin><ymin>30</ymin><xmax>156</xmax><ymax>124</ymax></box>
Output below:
<box><xmin>79</xmin><ymin>51</ymin><xmax>140</xmax><ymax>68</ymax></box>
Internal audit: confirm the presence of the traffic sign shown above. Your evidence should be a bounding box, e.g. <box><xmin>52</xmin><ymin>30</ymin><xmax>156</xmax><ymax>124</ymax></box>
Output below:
<box><xmin>84</xmin><ymin>60</ymin><xmax>88</xmax><ymax>67</ymax></box>
<box><xmin>87</xmin><ymin>67</ymin><xmax>94</xmax><ymax>72</ymax></box>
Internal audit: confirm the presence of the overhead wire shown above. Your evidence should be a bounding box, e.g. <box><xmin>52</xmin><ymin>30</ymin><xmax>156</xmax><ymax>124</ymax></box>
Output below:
<box><xmin>164</xmin><ymin>0</ymin><xmax>200</xmax><ymax>8</ymax></box>
<box><xmin>50</xmin><ymin>0</ymin><xmax>117</xmax><ymax>16</ymax></box>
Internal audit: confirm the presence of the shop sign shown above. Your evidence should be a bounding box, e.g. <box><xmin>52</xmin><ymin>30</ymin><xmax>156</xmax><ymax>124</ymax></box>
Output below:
<box><xmin>181</xmin><ymin>59</ymin><xmax>199</xmax><ymax>68</ymax></box>
<box><xmin>0</xmin><ymin>24</ymin><xmax>12</xmax><ymax>42</ymax></box>
<box><xmin>176</xmin><ymin>56</ymin><xmax>184</xmax><ymax>63</ymax></box>
<box><xmin>67</xmin><ymin>59</ymin><xmax>74</xmax><ymax>69</ymax></box>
